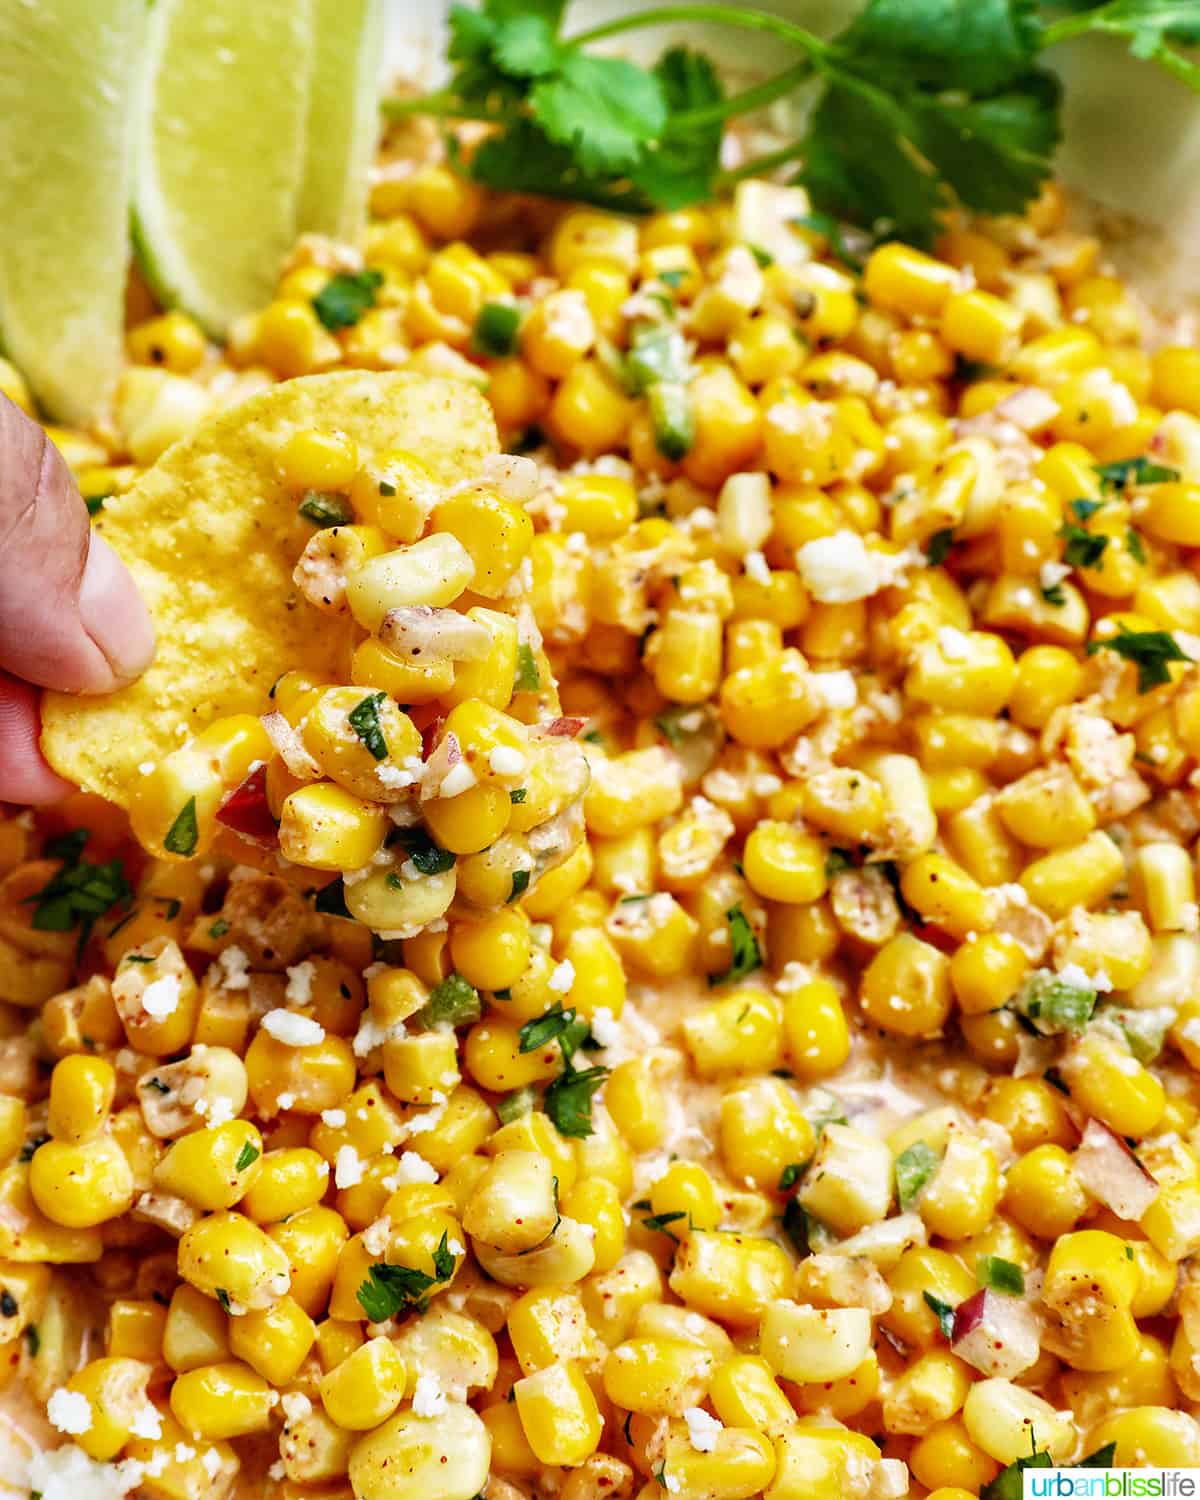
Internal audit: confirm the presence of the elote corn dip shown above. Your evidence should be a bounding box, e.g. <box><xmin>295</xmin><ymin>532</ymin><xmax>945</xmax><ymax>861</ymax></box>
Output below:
<box><xmin>7</xmin><ymin>159</ymin><xmax>1200</xmax><ymax>1500</ymax></box>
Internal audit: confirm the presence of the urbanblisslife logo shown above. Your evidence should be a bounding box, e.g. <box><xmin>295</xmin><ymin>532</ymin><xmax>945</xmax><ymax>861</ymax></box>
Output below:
<box><xmin>1025</xmin><ymin>1474</ymin><xmax>1200</xmax><ymax>1498</ymax></box>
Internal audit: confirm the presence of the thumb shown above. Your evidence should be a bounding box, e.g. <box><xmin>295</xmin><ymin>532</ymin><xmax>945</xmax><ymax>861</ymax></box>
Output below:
<box><xmin>0</xmin><ymin>395</ymin><xmax>155</xmax><ymax>693</ymax></box>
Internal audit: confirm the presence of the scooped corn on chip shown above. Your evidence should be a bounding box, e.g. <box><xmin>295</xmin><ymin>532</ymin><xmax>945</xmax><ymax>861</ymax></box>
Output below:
<box><xmin>41</xmin><ymin>371</ymin><xmax>497</xmax><ymax>805</ymax></box>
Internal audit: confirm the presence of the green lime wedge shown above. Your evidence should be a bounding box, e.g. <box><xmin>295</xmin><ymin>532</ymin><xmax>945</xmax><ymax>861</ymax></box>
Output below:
<box><xmin>0</xmin><ymin>0</ymin><xmax>143</xmax><ymax>424</ymax></box>
<box><xmin>132</xmin><ymin>0</ymin><xmax>315</xmax><ymax>336</ymax></box>
<box><xmin>299</xmin><ymin>0</ymin><xmax>384</xmax><ymax>243</ymax></box>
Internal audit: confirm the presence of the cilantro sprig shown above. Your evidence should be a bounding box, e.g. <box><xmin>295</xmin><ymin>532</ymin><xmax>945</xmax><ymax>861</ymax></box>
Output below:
<box><xmin>389</xmin><ymin>0</ymin><xmax>1200</xmax><ymax>246</ymax></box>
<box><xmin>357</xmin><ymin>1231</ymin><xmax>456</xmax><ymax>1321</ymax></box>
<box><xmin>24</xmin><ymin>830</ymin><xmax>132</xmax><ymax>950</ymax></box>
<box><xmin>1086</xmin><ymin>623</ymin><xmax>1192</xmax><ymax>692</ymax></box>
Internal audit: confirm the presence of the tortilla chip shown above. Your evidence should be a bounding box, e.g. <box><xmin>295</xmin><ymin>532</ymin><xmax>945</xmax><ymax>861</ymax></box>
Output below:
<box><xmin>42</xmin><ymin>371</ymin><xmax>498</xmax><ymax>806</ymax></box>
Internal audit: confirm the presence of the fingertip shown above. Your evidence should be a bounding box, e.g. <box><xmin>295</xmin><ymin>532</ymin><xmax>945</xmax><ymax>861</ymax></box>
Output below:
<box><xmin>78</xmin><ymin>532</ymin><xmax>157</xmax><ymax>687</ymax></box>
<box><xmin>0</xmin><ymin>673</ymin><xmax>74</xmax><ymax>805</ymax></box>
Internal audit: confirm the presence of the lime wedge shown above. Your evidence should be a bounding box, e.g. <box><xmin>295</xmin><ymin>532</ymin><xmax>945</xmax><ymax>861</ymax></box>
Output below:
<box><xmin>299</xmin><ymin>0</ymin><xmax>384</xmax><ymax>243</ymax></box>
<box><xmin>132</xmin><ymin>0</ymin><xmax>315</xmax><ymax>336</ymax></box>
<box><xmin>0</xmin><ymin>0</ymin><xmax>143</xmax><ymax>424</ymax></box>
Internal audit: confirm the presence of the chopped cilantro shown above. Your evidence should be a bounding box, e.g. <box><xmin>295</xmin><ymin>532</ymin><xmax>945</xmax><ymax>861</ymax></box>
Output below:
<box><xmin>24</xmin><ymin>831</ymin><xmax>131</xmax><ymax>946</ymax></box>
<box><xmin>514</xmin><ymin>643</ymin><xmax>541</xmax><ymax>692</ymax></box>
<box><xmin>777</xmin><ymin>1162</ymin><xmax>804</xmax><ymax>1192</ymax></box>
<box><xmin>24</xmin><ymin>1325</ymin><xmax>38</xmax><ymax>1356</ymax></box>
<box><xmin>356</xmin><ymin>1231</ymin><xmax>456</xmax><ymax>1320</ymax></box>
<box><xmin>544</xmin><ymin>1064</ymin><xmax>609</xmax><ymax>1139</ymax></box>
<box><xmin>1126</xmin><ymin>526</ymin><xmax>1147</xmax><ymax>564</ymax></box>
<box><xmin>509</xmin><ymin>868</ymin><xmax>531</xmax><ymax>902</ymax></box>
<box><xmin>390</xmin><ymin>826</ymin><xmax>456</xmax><ymax>875</ymax></box>
<box><xmin>235</xmin><ymin>1142</ymin><xmax>260</xmax><ymax>1173</ymax></box>
<box><xmin>895</xmin><ymin>1140</ymin><xmax>940</xmax><ymax>1210</ymax></box>
<box><xmin>84</xmin><ymin>492</ymin><xmax>110</xmax><ymax>516</ymax></box>
<box><xmin>312</xmin><ymin>269</ymin><xmax>384</xmax><ymax>330</ymax></box>
<box><xmin>923</xmin><ymin>1290</ymin><xmax>957</xmax><ymax>1339</ymax></box>
<box><xmin>313</xmin><ymin>878</ymin><xmax>350</xmax><ymax>917</ymax></box>
<box><xmin>298</xmin><ymin>491</ymin><xmax>353</xmax><ymax>528</ymax></box>
<box><xmin>780</xmin><ymin>1196</ymin><xmax>812</xmax><ymax>1256</ymax></box>
<box><xmin>925</xmin><ymin>528</ymin><xmax>955</xmax><ymax>566</ymax></box>
<box><xmin>979</xmin><ymin>1450</ymin><xmax>1052</xmax><ymax>1500</ymax></box>
<box><xmin>510</xmin><ymin>787</ymin><xmax>528</xmax><ymax>803</ymax></box>
<box><xmin>1070</xmin><ymin>497</ymin><xmax>1104</xmax><ymax>520</ymax></box>
<box><xmin>709</xmin><ymin>904</ymin><xmax>762</xmax><ymax>987</ymax></box>
<box><xmin>1040</xmin><ymin>581</ymin><xmax>1065</xmax><ymax>607</ymax></box>
<box><xmin>789</xmin><ymin>210</ymin><xmax>865</xmax><ymax>272</ymax></box>
<box><xmin>145</xmin><ymin>1077</ymin><xmax>170</xmax><ymax>1095</ymax></box>
<box><xmin>1086</xmin><ymin>624</ymin><xmax>1191</xmax><ymax>692</ymax></box>
<box><xmin>1095</xmin><ymin>455</ymin><xmax>1179</xmax><ymax>492</ymax></box>
<box><xmin>977</xmin><ymin>1255</ymin><xmax>1024</xmax><ymax>1294</ymax></box>
<box><xmin>215</xmin><ymin>1288</ymin><xmax>232</xmax><ymax>1313</ymax></box>
<box><xmin>164</xmin><ymin>797</ymin><xmax>199</xmax><ymax>857</ymax></box>
<box><xmin>641</xmin><ymin>1210</ymin><xmax>689</xmax><ymax>1239</ymax></box>
<box><xmin>347</xmin><ymin>692</ymin><xmax>389</xmax><ymax>761</ymax></box>
<box><xmin>825</xmin><ymin>848</ymin><xmax>855</xmax><ymax>877</ymax></box>
<box><xmin>519</xmin><ymin>1005</ymin><xmax>576</xmax><ymax>1053</ymax></box>
<box><xmin>1059</xmin><ymin>523</ymin><xmax>1108</xmax><ymax>570</ymax></box>
<box><xmin>1080</xmin><ymin>1442</ymin><xmax>1117</xmax><ymax>1468</ymax></box>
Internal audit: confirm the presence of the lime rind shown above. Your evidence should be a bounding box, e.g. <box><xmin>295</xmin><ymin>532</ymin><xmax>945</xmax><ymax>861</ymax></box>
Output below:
<box><xmin>0</xmin><ymin>0</ymin><xmax>143</xmax><ymax>423</ymax></box>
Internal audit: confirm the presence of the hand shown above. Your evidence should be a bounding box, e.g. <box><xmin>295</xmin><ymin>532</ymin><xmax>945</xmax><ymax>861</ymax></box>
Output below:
<box><xmin>0</xmin><ymin>395</ymin><xmax>155</xmax><ymax>803</ymax></box>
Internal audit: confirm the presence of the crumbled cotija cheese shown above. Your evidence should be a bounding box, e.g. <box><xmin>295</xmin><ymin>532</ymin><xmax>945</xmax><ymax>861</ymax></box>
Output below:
<box><xmin>262</xmin><ymin>1010</ymin><xmax>325</xmax><ymax>1047</ymax></box>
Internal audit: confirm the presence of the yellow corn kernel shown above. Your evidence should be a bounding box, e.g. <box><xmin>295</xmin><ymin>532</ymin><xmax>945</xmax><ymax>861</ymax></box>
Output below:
<box><xmin>860</xmin><ymin>932</ymin><xmax>952</xmax><ymax>1038</ymax></box>
<box><xmin>864</xmin><ymin>243</ymin><xmax>960</xmax><ymax>317</ymax></box>
<box><xmin>899</xmin><ymin>853</ymin><xmax>987</xmax><ymax>940</ymax></box>
<box><xmin>65</xmin><ymin>1356</ymin><xmax>151</xmax><ymax>1460</ymax></box>
<box><xmin>28</xmin><ymin>1135</ymin><xmax>133</xmax><ymax>1229</ymax></box>
<box><xmin>227</xmin><ymin>1295</ymin><xmax>316</xmax><ymax>1386</ymax></box>
<box><xmin>949</xmin><ymin>934</ymin><xmax>1029</xmax><ymax>1016</ymax></box>
<box><xmin>1019</xmin><ymin>830</ymin><xmax>1125</xmax><ymax>918</ymax></box>
<box><xmin>1060</xmin><ymin>1029</ymin><xmax>1165</xmax><ymax>1138</ymax></box>
<box><xmin>669</xmin><ymin>1231</ymin><xmax>793</xmax><ymax>1329</ymax></box>
<box><xmin>46</xmin><ymin>1054</ymin><xmax>115</xmax><ymax>1145</ymax></box>
<box><xmin>797</xmin><ymin>1124</ymin><xmax>893</xmax><ymax>1234</ymax></box>
<box><xmin>178</xmin><ymin>1210</ymin><xmax>292</xmax><ymax>1312</ymax></box>
<box><xmin>682</xmin><ymin>989</ymin><xmax>782</xmax><ymax>1078</ymax></box>
<box><xmin>169</xmin><ymin>1360</ymin><xmax>277</xmax><ymax>1440</ymax></box>
<box><xmin>761</xmin><ymin>1299</ymin><xmax>872</xmax><ymax>1384</ymax></box>
<box><xmin>320</xmin><ymin>1335</ymin><xmax>407</xmax><ymax>1430</ymax></box>
<box><xmin>1003</xmin><ymin>1145</ymin><xmax>1090</xmax><ymax>1241</ymax></box>
<box><xmin>603</xmin><ymin>1336</ymin><xmax>713</xmax><ymax>1416</ymax></box>
<box><xmin>606</xmin><ymin>1057</ymin><xmax>667</xmax><ymax>1152</ymax></box>
<box><xmin>961</xmin><ymin>1378</ymin><xmax>1076</xmax><ymax>1465</ymax></box>
<box><xmin>462</xmin><ymin>1150</ymin><xmax>559</xmax><ymax>1254</ymax></box>
<box><xmin>513</xmin><ymin>1359</ymin><xmax>603</xmax><ymax>1468</ymax></box>
<box><xmin>153</xmin><ymin>1119</ymin><xmax>263</xmax><ymax>1211</ymax></box>
<box><xmin>781</xmin><ymin>978</ymin><xmax>850</xmax><ymax>1080</ymax></box>
<box><xmin>719</xmin><ymin>1077</ymin><xmax>814</xmax><ymax>1190</ymax></box>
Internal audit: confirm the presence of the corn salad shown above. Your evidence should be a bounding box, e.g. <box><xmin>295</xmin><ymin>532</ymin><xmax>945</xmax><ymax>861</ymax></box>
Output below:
<box><xmin>6</xmin><ymin>157</ymin><xmax>1200</xmax><ymax>1500</ymax></box>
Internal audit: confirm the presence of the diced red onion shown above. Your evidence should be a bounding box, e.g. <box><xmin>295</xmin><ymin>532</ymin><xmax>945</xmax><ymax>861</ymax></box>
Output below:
<box><xmin>542</xmin><ymin>717</ymin><xmax>586</xmax><ymax>738</ymax></box>
<box><xmin>994</xmin><ymin>386</ymin><xmax>1061</xmax><ymax>431</ymax></box>
<box><xmin>420</xmin><ymin>730</ymin><xmax>463</xmax><ymax>801</ymax></box>
<box><xmin>215</xmin><ymin>764</ymin><xmax>278</xmax><ymax>845</ymax></box>
<box><xmin>952</xmin><ymin>1289</ymin><xmax>1041</xmax><ymax>1378</ymax></box>
<box><xmin>1072</xmin><ymin>1118</ymin><xmax>1160</xmax><ymax>1221</ymax></box>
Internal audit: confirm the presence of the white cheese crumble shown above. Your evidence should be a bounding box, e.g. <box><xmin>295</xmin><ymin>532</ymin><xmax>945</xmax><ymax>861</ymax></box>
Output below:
<box><xmin>683</xmin><ymin>1407</ymin><xmax>724</xmax><ymax>1453</ymax></box>
<box><xmin>548</xmin><ymin>960</ymin><xmax>576</xmax><ymax>994</ymax></box>
<box><xmin>276</xmin><ymin>1092</ymin><xmax>296</xmax><ymax>1110</ymax></box>
<box><xmin>795</xmin><ymin>531</ymin><xmax>887</xmax><ymax>603</ymax></box>
<box><xmin>808</xmin><ymin>670</ymin><xmax>857</xmax><ymax>710</ymax></box>
<box><xmin>262</xmin><ymin>1010</ymin><xmax>325</xmax><ymax>1047</ymax></box>
<box><xmin>321</xmin><ymin>1108</ymin><xmax>347</xmax><ymax>1128</ymax></box>
<box><xmin>48</xmin><ymin>1387</ymin><xmax>94</xmax><ymax>1435</ymax></box>
<box><xmin>285</xmin><ymin>961</ymin><xmax>316</xmax><ymax>1006</ymax></box>
<box><xmin>743</xmin><ymin>549</ymin><xmax>771</xmax><ymax>584</ymax></box>
<box><xmin>201</xmin><ymin>1450</ymin><xmax>222</xmax><ymax>1479</ymax></box>
<box><xmin>489</xmin><ymin>745</ymin><xmax>527</xmax><ymax>777</ymax></box>
<box><xmin>28</xmin><ymin>1447</ymin><xmax>143</xmax><ymax>1500</ymax></box>
<box><xmin>937</xmin><ymin>626</ymin><xmax>971</xmax><ymax>661</ymax></box>
<box><xmin>213</xmin><ymin>945</ymin><xmax>251</xmax><ymax>991</ymax></box>
<box><xmin>390</xmin><ymin>1150</ymin><xmax>439</xmax><ymax>1184</ymax></box>
<box><xmin>335</xmin><ymin>1145</ymin><xmax>364</xmax><ymax>1189</ymax></box>
<box><xmin>590</xmin><ymin>1006</ymin><xmax>621</xmax><ymax>1048</ymax></box>
<box><xmin>411</xmin><ymin>1373</ymin><xmax>447</xmax><ymax>1417</ymax></box>
<box><xmin>129</xmin><ymin>1405</ymin><xmax>163</xmax><ymax>1440</ymax></box>
<box><xmin>281</xmin><ymin>1392</ymin><xmax>312</xmax><ymax>1424</ymax></box>
<box><xmin>141</xmin><ymin>974</ymin><xmax>181</xmax><ymax>1021</ymax></box>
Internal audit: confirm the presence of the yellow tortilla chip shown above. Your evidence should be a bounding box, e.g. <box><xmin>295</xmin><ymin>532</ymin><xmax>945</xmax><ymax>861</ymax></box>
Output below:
<box><xmin>42</xmin><ymin>371</ymin><xmax>498</xmax><ymax>806</ymax></box>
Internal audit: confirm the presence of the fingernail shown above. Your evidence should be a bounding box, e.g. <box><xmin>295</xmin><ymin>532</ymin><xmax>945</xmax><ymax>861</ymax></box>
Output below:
<box><xmin>78</xmin><ymin>534</ymin><xmax>156</xmax><ymax>687</ymax></box>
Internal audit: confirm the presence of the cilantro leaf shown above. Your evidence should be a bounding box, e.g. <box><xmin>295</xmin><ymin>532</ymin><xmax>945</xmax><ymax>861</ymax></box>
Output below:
<box><xmin>625</xmin><ymin>325</ymin><xmax>691</xmax><ymax>393</ymax></box>
<box><xmin>709</xmin><ymin>904</ymin><xmax>762</xmax><ymax>986</ymax></box>
<box><xmin>926</xmin><ymin>528</ymin><xmax>955</xmax><ymax>565</ymax></box>
<box><xmin>472</xmin><ymin>301</ymin><xmax>522</xmax><ymax>356</ymax></box>
<box><xmin>312</xmin><ymin>270</ymin><xmax>384</xmax><ymax>331</ymax></box>
<box><xmin>641</xmin><ymin>1209</ymin><xmax>688</xmax><ymax>1237</ymax></box>
<box><xmin>235</xmin><ymin>1142</ymin><xmax>260</xmax><ymax>1173</ymax></box>
<box><xmin>390</xmin><ymin>827</ymin><xmax>456</xmax><ymax>876</ymax></box>
<box><xmin>980</xmin><ymin>1450</ymin><xmax>1052</xmax><ymax>1500</ymax></box>
<box><xmin>1080</xmin><ymin>1441</ymin><xmax>1117</xmax><ymax>1467</ymax></box>
<box><xmin>494</xmin><ymin>12</ymin><xmax>563</xmax><ymax>76</ymax></box>
<box><xmin>1086</xmin><ymin>624</ymin><xmax>1191</xmax><ymax>691</ymax></box>
<box><xmin>356</xmin><ymin>1231</ymin><xmax>455</xmax><ymax>1320</ymax></box>
<box><xmin>347</xmin><ymin>692</ymin><xmax>389</xmax><ymax>761</ymax></box>
<box><xmin>531</xmin><ymin>52</ymin><xmax>667</xmax><ymax>175</ymax></box>
<box><xmin>1060</xmin><ymin>522</ymin><xmax>1109</xmax><ymax>569</ymax></box>
<box><xmin>164</xmin><ymin>797</ymin><xmax>199</xmax><ymax>857</ymax></box>
<box><xmin>835</xmin><ymin>0</ymin><xmax>1044</xmax><ymax>94</ymax></box>
<box><xmin>629</xmin><ymin>48</ymin><xmax>725</xmax><ymax>210</ymax></box>
<box><xmin>544</xmin><ymin>1064</ymin><xmax>609</xmax><ymax>1138</ymax></box>
<box><xmin>1046</xmin><ymin>1</ymin><xmax>1200</xmax><ymax>88</ymax></box>
<box><xmin>519</xmin><ymin>1004</ymin><xmax>576</xmax><ymax>1053</ymax></box>
<box><xmin>1095</xmin><ymin>454</ymin><xmax>1180</xmax><ymax>490</ymax></box>
<box><xmin>778</xmin><ymin>1162</ymin><xmax>805</xmax><ymax>1191</ymax></box>
<box><xmin>509</xmin><ymin>868</ymin><xmax>531</xmax><ymax>902</ymax></box>
<box><xmin>923</xmin><ymin>1290</ymin><xmax>957</xmax><ymax>1339</ymax></box>
<box><xmin>1012</xmin><ymin>968</ymin><xmax>1095</xmax><ymax>1034</ymax></box>
<box><xmin>298</xmin><ymin>491</ymin><xmax>353</xmax><ymax>528</ymax></box>
<box><xmin>25</xmin><ymin>835</ymin><xmax>132</xmax><ymax>946</ymax></box>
